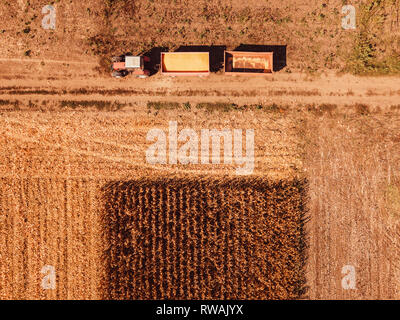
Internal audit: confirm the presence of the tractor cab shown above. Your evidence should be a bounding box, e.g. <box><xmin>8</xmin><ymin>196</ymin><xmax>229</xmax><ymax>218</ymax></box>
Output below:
<box><xmin>111</xmin><ymin>54</ymin><xmax>151</xmax><ymax>78</ymax></box>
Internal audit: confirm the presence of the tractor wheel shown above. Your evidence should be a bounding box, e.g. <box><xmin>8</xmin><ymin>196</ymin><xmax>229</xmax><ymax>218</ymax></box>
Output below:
<box><xmin>112</xmin><ymin>71</ymin><xmax>124</xmax><ymax>78</ymax></box>
<box><xmin>112</xmin><ymin>56</ymin><xmax>124</xmax><ymax>63</ymax></box>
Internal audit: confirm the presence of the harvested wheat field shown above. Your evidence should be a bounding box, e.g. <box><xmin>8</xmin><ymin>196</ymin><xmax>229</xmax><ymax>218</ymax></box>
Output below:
<box><xmin>303</xmin><ymin>112</ymin><xmax>400</xmax><ymax>299</ymax></box>
<box><xmin>0</xmin><ymin>178</ymin><xmax>104</xmax><ymax>299</ymax></box>
<box><xmin>0</xmin><ymin>104</ymin><xmax>399</xmax><ymax>299</ymax></box>
<box><xmin>0</xmin><ymin>106</ymin><xmax>303</xmax><ymax>299</ymax></box>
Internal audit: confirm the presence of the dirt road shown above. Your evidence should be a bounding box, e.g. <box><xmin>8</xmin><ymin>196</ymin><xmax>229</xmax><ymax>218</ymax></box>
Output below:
<box><xmin>1</xmin><ymin>59</ymin><xmax>400</xmax><ymax>109</ymax></box>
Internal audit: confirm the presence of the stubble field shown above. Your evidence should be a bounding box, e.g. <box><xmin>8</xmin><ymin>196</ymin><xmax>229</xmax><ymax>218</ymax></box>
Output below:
<box><xmin>0</xmin><ymin>106</ymin><xmax>399</xmax><ymax>299</ymax></box>
<box><xmin>0</xmin><ymin>0</ymin><xmax>399</xmax><ymax>300</ymax></box>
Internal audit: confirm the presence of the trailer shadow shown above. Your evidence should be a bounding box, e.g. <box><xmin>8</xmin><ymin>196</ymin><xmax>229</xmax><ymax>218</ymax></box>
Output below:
<box><xmin>142</xmin><ymin>47</ymin><xmax>169</xmax><ymax>76</ymax></box>
<box><xmin>233</xmin><ymin>44</ymin><xmax>287</xmax><ymax>72</ymax></box>
<box><xmin>174</xmin><ymin>45</ymin><xmax>226</xmax><ymax>73</ymax></box>
<box><xmin>140</xmin><ymin>44</ymin><xmax>286</xmax><ymax>75</ymax></box>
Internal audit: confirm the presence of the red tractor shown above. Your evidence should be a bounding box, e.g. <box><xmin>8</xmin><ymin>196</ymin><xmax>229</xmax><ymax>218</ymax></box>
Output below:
<box><xmin>111</xmin><ymin>54</ymin><xmax>151</xmax><ymax>78</ymax></box>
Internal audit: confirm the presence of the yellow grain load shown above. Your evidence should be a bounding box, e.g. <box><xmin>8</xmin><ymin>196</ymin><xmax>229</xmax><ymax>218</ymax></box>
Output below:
<box><xmin>162</xmin><ymin>52</ymin><xmax>209</xmax><ymax>72</ymax></box>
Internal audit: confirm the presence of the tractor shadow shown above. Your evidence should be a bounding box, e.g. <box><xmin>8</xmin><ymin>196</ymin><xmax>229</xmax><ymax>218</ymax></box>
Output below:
<box><xmin>233</xmin><ymin>44</ymin><xmax>287</xmax><ymax>72</ymax></box>
<box><xmin>174</xmin><ymin>45</ymin><xmax>227</xmax><ymax>73</ymax></box>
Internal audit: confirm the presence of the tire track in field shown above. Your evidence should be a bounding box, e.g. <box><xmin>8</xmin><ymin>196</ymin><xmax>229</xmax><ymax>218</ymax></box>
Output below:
<box><xmin>0</xmin><ymin>129</ymin><xmax>252</xmax><ymax>177</ymax></box>
<box><xmin>0</xmin><ymin>115</ymin><xmax>302</xmax><ymax>178</ymax></box>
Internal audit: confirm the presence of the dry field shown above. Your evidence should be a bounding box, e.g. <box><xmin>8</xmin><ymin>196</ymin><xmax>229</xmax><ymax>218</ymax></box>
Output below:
<box><xmin>304</xmin><ymin>112</ymin><xmax>400</xmax><ymax>299</ymax></box>
<box><xmin>0</xmin><ymin>0</ymin><xmax>399</xmax><ymax>300</ymax></box>
<box><xmin>0</xmin><ymin>107</ymin><xmax>304</xmax><ymax>299</ymax></box>
<box><xmin>0</xmin><ymin>105</ymin><xmax>399</xmax><ymax>299</ymax></box>
<box><xmin>1</xmin><ymin>0</ymin><xmax>400</xmax><ymax>74</ymax></box>
<box><xmin>0</xmin><ymin>178</ymin><xmax>104</xmax><ymax>299</ymax></box>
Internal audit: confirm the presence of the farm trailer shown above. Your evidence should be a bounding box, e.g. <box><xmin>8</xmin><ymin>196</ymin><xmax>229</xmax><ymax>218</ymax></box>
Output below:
<box><xmin>161</xmin><ymin>52</ymin><xmax>210</xmax><ymax>76</ymax></box>
<box><xmin>224</xmin><ymin>51</ymin><xmax>273</xmax><ymax>74</ymax></box>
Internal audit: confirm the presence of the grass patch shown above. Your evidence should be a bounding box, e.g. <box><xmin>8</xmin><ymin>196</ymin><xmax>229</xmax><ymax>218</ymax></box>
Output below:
<box><xmin>306</xmin><ymin>103</ymin><xmax>338</xmax><ymax>116</ymax></box>
<box><xmin>0</xmin><ymin>99</ymin><xmax>20</xmax><ymax>107</ymax></box>
<box><xmin>354</xmin><ymin>103</ymin><xmax>370</xmax><ymax>115</ymax></box>
<box><xmin>345</xmin><ymin>0</ymin><xmax>400</xmax><ymax>75</ymax></box>
<box><xmin>196</xmin><ymin>102</ymin><xmax>239</xmax><ymax>112</ymax></box>
<box><xmin>147</xmin><ymin>101</ymin><xmax>180</xmax><ymax>110</ymax></box>
<box><xmin>7</xmin><ymin>89</ymin><xmax>58</xmax><ymax>95</ymax></box>
<box><xmin>259</xmin><ymin>103</ymin><xmax>289</xmax><ymax>113</ymax></box>
<box><xmin>60</xmin><ymin>100</ymin><xmax>125</xmax><ymax>111</ymax></box>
